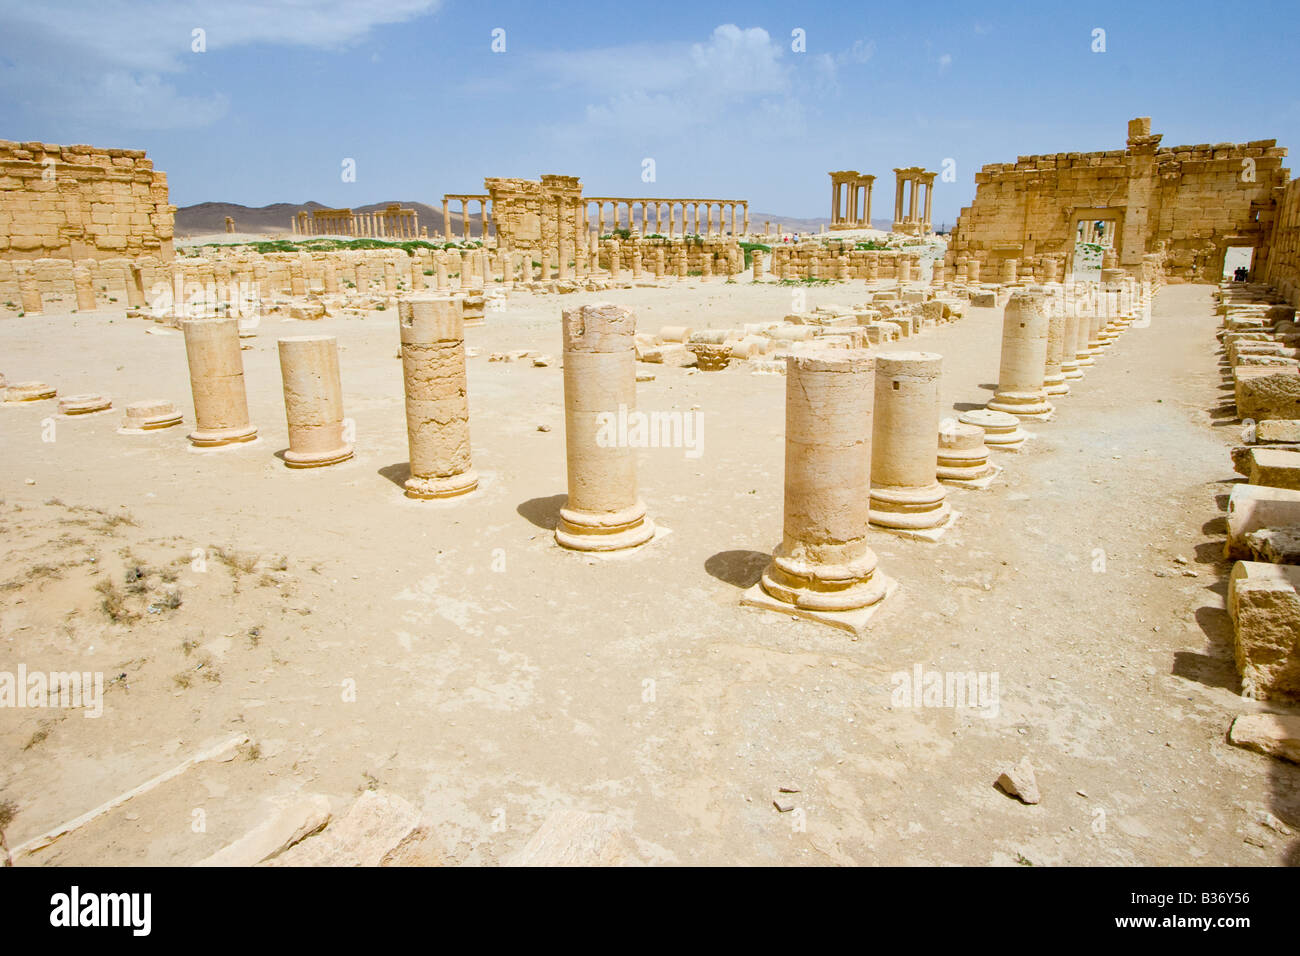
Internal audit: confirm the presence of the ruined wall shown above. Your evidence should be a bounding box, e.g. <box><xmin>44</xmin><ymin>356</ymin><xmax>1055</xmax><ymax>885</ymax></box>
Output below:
<box><xmin>0</xmin><ymin>140</ymin><xmax>176</xmax><ymax>261</ymax></box>
<box><xmin>486</xmin><ymin>175</ymin><xmax>581</xmax><ymax>256</ymax></box>
<box><xmin>946</xmin><ymin>119</ymin><xmax>1287</xmax><ymax>282</ymax></box>
<box><xmin>1264</xmin><ymin>177</ymin><xmax>1300</xmax><ymax>304</ymax></box>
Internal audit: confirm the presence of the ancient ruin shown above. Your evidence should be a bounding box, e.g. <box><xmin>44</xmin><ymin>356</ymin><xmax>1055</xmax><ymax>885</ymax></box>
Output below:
<box><xmin>4</xmin><ymin>3</ymin><xmax>1300</xmax><ymax>880</ymax></box>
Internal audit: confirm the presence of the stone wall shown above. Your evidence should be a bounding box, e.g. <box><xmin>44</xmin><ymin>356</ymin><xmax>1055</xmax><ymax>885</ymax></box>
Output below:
<box><xmin>1264</xmin><ymin>176</ymin><xmax>1300</xmax><ymax>303</ymax></box>
<box><xmin>0</xmin><ymin>140</ymin><xmax>175</xmax><ymax>261</ymax></box>
<box><xmin>945</xmin><ymin>118</ymin><xmax>1288</xmax><ymax>282</ymax></box>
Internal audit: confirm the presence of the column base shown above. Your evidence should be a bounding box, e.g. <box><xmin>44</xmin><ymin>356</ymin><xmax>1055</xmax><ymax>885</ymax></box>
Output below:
<box><xmin>5</xmin><ymin>382</ymin><xmax>56</xmax><ymax>403</ymax></box>
<box><xmin>938</xmin><ymin>462</ymin><xmax>1003</xmax><ymax>490</ymax></box>
<box><xmin>555</xmin><ymin>500</ymin><xmax>655</xmax><ymax>552</ymax></box>
<box><xmin>1044</xmin><ymin>376</ymin><xmax>1070</xmax><ymax>396</ymax></box>
<box><xmin>987</xmin><ymin>392</ymin><xmax>1054</xmax><ymax>421</ymax></box>
<box><xmin>959</xmin><ymin>409</ymin><xmax>1028</xmax><ymax>450</ymax></box>
<box><xmin>869</xmin><ymin>483</ymin><xmax>954</xmax><ymax>534</ymax></box>
<box><xmin>405</xmin><ymin>468</ymin><xmax>479</xmax><ymax>500</ymax></box>
<box><xmin>285</xmin><ymin>443</ymin><xmax>354</xmax><ymax>469</ymax></box>
<box><xmin>188</xmin><ymin>424</ymin><xmax>259</xmax><ymax>447</ymax></box>
<box><xmin>741</xmin><ymin>575</ymin><xmax>897</xmax><ymax>637</ymax></box>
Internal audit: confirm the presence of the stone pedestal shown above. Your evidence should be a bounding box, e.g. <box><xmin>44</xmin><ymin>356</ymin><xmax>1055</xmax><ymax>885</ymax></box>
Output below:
<box><xmin>959</xmin><ymin>408</ymin><xmax>1026</xmax><ymax>451</ymax></box>
<box><xmin>5</xmin><ymin>381</ymin><xmax>56</xmax><ymax>403</ymax></box>
<box><xmin>277</xmin><ymin>335</ymin><xmax>353</xmax><ymax>468</ymax></box>
<box><xmin>59</xmin><ymin>394</ymin><xmax>112</xmax><ymax>415</ymax></box>
<box><xmin>119</xmin><ymin>399</ymin><xmax>182</xmax><ymax>433</ymax></box>
<box><xmin>399</xmin><ymin>296</ymin><xmax>478</xmax><ymax>499</ymax></box>
<box><xmin>181</xmin><ymin>318</ymin><xmax>258</xmax><ymax>447</ymax></box>
<box><xmin>557</xmin><ymin>303</ymin><xmax>656</xmax><ymax>551</ymax></box>
<box><xmin>742</xmin><ymin>351</ymin><xmax>892</xmax><ymax>635</ymax></box>
<box><xmin>868</xmin><ymin>352</ymin><xmax>953</xmax><ymax>536</ymax></box>
<box><xmin>937</xmin><ymin>420</ymin><xmax>999</xmax><ymax>488</ymax></box>
<box><xmin>987</xmin><ymin>290</ymin><xmax>1054</xmax><ymax>420</ymax></box>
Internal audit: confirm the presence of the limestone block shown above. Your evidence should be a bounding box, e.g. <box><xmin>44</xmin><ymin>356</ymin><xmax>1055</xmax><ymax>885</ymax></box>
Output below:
<box><xmin>505</xmin><ymin>809</ymin><xmax>640</xmax><ymax>867</ymax></box>
<box><xmin>1258</xmin><ymin>420</ymin><xmax>1300</xmax><ymax>443</ymax></box>
<box><xmin>266</xmin><ymin>790</ymin><xmax>444</xmax><ymax>867</ymax></box>
<box><xmin>1225</xmin><ymin>483</ymin><xmax>1300</xmax><ymax>558</ymax></box>
<box><xmin>196</xmin><ymin>794</ymin><xmax>332</xmax><ymax>867</ymax></box>
<box><xmin>1235</xmin><ymin>368</ymin><xmax>1300</xmax><ymax>421</ymax></box>
<box><xmin>1249</xmin><ymin>448</ymin><xmax>1300</xmax><ymax>490</ymax></box>
<box><xmin>1228</xmin><ymin>713</ymin><xmax>1300</xmax><ymax>764</ymax></box>
<box><xmin>1228</xmin><ymin>561</ymin><xmax>1300</xmax><ymax>700</ymax></box>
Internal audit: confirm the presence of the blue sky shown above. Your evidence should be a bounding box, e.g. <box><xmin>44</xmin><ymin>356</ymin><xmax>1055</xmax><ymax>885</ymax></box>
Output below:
<box><xmin>1</xmin><ymin>0</ymin><xmax>1296</xmax><ymax>225</ymax></box>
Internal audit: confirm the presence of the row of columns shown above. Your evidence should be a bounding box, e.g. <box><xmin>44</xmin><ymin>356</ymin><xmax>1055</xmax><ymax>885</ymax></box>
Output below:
<box><xmin>442</xmin><ymin>196</ymin><xmax>491</xmax><ymax>240</ymax></box>
<box><xmin>892</xmin><ymin>168</ymin><xmax>936</xmax><ymax>235</ymax></box>
<box><xmin>829</xmin><ymin>171</ymin><xmax>875</xmax><ymax>228</ymax></box>
<box><xmin>586</xmin><ymin>199</ymin><xmax>749</xmax><ymax>238</ymax></box>
<box><xmin>289</xmin><ymin>209</ymin><xmax>420</xmax><ymax>238</ymax></box>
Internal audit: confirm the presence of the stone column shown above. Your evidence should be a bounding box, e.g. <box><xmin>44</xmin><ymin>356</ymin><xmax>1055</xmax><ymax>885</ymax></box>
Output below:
<box><xmin>181</xmin><ymin>317</ymin><xmax>258</xmax><ymax>447</ymax></box>
<box><xmin>1043</xmin><ymin>299</ymin><xmax>1070</xmax><ymax>396</ymax></box>
<box><xmin>277</xmin><ymin>335</ymin><xmax>352</xmax><ymax>468</ymax></box>
<box><xmin>743</xmin><ymin>204</ymin><xmax>750</xmax><ymax>236</ymax></box>
<box><xmin>398</xmin><ymin>295</ymin><xmax>478</xmax><ymax>499</ymax></box>
<box><xmin>706</xmin><ymin>204</ymin><xmax>713</xmax><ymax>237</ymax></box>
<box><xmin>987</xmin><ymin>290</ymin><xmax>1054</xmax><ymax>420</ymax></box>
<box><xmin>868</xmin><ymin>352</ymin><xmax>951</xmax><ymax>532</ymax></box>
<box><xmin>17</xmin><ymin>264</ymin><xmax>42</xmax><ymax>314</ymax></box>
<box><xmin>557</xmin><ymin>303</ymin><xmax>656</xmax><ymax>551</ymax></box>
<box><xmin>747</xmin><ymin>351</ymin><xmax>890</xmax><ymax>624</ymax></box>
<box><xmin>1061</xmin><ymin>305</ymin><xmax>1083</xmax><ymax>380</ymax></box>
<box><xmin>73</xmin><ymin>266</ymin><xmax>96</xmax><ymax>311</ymax></box>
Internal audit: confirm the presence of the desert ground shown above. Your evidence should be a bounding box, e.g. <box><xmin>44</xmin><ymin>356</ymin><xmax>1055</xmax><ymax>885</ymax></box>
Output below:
<box><xmin>2</xmin><ymin>269</ymin><xmax>1297</xmax><ymax>865</ymax></box>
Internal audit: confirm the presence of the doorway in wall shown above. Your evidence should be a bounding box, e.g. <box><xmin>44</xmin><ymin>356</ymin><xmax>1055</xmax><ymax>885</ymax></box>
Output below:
<box><xmin>1222</xmin><ymin>246</ymin><xmax>1254</xmax><ymax>281</ymax></box>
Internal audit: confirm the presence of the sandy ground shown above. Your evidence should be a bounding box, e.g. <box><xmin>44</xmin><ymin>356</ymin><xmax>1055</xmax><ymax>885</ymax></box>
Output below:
<box><xmin>1</xmin><ymin>277</ymin><xmax>1297</xmax><ymax>866</ymax></box>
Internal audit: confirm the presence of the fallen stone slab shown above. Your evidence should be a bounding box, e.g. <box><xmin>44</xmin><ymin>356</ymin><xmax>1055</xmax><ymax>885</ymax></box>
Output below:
<box><xmin>197</xmin><ymin>793</ymin><xmax>333</xmax><ymax>867</ymax></box>
<box><xmin>1244</xmin><ymin>526</ymin><xmax>1300</xmax><ymax>564</ymax></box>
<box><xmin>1228</xmin><ymin>713</ymin><xmax>1300</xmax><ymax>764</ymax></box>
<box><xmin>1249</xmin><ymin>447</ymin><xmax>1300</xmax><ymax>490</ymax></box>
<box><xmin>266</xmin><ymin>790</ymin><xmax>443</xmax><ymax>867</ymax></box>
<box><xmin>505</xmin><ymin>809</ymin><xmax>641</xmax><ymax>867</ymax></box>
<box><xmin>1229</xmin><ymin>561</ymin><xmax>1300</xmax><ymax>701</ymax></box>
<box><xmin>1224</xmin><ymin>484</ymin><xmax>1300</xmax><ymax>558</ymax></box>
<box><xmin>1258</xmin><ymin>420</ymin><xmax>1300</xmax><ymax>443</ymax></box>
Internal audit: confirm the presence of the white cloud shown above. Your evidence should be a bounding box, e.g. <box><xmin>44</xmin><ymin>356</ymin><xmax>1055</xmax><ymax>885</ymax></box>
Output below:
<box><xmin>0</xmin><ymin>0</ymin><xmax>441</xmax><ymax>129</ymax></box>
<box><xmin>846</xmin><ymin>38</ymin><xmax>877</xmax><ymax>64</ymax></box>
<box><xmin>531</xmin><ymin>25</ymin><xmax>801</xmax><ymax>140</ymax></box>
<box><xmin>938</xmin><ymin>53</ymin><xmax>953</xmax><ymax>73</ymax></box>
